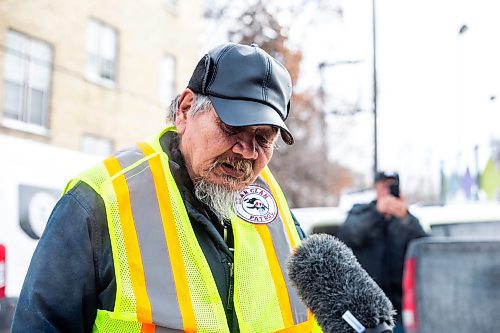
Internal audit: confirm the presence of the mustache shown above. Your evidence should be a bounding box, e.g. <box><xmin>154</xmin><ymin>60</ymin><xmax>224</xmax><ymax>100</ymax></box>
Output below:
<box><xmin>211</xmin><ymin>156</ymin><xmax>254</xmax><ymax>179</ymax></box>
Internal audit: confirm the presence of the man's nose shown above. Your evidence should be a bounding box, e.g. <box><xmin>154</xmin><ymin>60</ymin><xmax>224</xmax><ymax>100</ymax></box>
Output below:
<box><xmin>232</xmin><ymin>133</ymin><xmax>258</xmax><ymax>160</ymax></box>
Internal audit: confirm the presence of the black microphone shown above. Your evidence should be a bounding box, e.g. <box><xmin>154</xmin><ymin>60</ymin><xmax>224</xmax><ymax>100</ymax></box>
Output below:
<box><xmin>287</xmin><ymin>234</ymin><xmax>395</xmax><ymax>333</ymax></box>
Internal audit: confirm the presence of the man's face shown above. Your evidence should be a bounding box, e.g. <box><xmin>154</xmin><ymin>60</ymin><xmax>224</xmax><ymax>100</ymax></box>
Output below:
<box><xmin>374</xmin><ymin>179</ymin><xmax>395</xmax><ymax>198</ymax></box>
<box><xmin>175</xmin><ymin>91</ymin><xmax>278</xmax><ymax>191</ymax></box>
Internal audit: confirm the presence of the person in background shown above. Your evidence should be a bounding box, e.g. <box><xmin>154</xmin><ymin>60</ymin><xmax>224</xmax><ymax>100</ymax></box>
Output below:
<box><xmin>12</xmin><ymin>43</ymin><xmax>318</xmax><ymax>333</ymax></box>
<box><xmin>337</xmin><ymin>171</ymin><xmax>427</xmax><ymax>333</ymax></box>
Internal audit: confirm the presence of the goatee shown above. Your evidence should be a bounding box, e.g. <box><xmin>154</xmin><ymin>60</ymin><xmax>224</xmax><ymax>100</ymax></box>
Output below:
<box><xmin>193</xmin><ymin>155</ymin><xmax>254</xmax><ymax>221</ymax></box>
<box><xmin>194</xmin><ymin>178</ymin><xmax>239</xmax><ymax>221</ymax></box>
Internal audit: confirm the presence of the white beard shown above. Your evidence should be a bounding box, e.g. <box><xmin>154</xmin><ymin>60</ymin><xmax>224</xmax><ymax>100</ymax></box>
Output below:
<box><xmin>194</xmin><ymin>178</ymin><xmax>239</xmax><ymax>221</ymax></box>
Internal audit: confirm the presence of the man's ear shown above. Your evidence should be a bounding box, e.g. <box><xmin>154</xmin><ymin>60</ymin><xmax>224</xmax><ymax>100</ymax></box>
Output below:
<box><xmin>175</xmin><ymin>89</ymin><xmax>195</xmax><ymax>134</ymax></box>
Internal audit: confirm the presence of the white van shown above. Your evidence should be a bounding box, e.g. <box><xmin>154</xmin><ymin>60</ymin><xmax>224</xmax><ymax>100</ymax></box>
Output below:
<box><xmin>0</xmin><ymin>135</ymin><xmax>100</xmax><ymax>298</ymax></box>
<box><xmin>292</xmin><ymin>206</ymin><xmax>347</xmax><ymax>236</ymax></box>
<box><xmin>409</xmin><ymin>202</ymin><xmax>500</xmax><ymax>238</ymax></box>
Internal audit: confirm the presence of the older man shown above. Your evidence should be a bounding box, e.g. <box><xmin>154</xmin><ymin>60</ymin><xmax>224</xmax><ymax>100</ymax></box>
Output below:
<box><xmin>12</xmin><ymin>43</ymin><xmax>316</xmax><ymax>333</ymax></box>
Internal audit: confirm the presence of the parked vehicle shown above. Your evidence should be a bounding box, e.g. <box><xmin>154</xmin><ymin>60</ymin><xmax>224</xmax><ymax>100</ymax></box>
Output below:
<box><xmin>292</xmin><ymin>202</ymin><xmax>500</xmax><ymax>237</ymax></box>
<box><xmin>403</xmin><ymin>238</ymin><xmax>500</xmax><ymax>333</ymax></box>
<box><xmin>409</xmin><ymin>202</ymin><xmax>500</xmax><ymax>236</ymax></box>
<box><xmin>0</xmin><ymin>135</ymin><xmax>99</xmax><ymax>331</ymax></box>
<box><xmin>292</xmin><ymin>206</ymin><xmax>347</xmax><ymax>236</ymax></box>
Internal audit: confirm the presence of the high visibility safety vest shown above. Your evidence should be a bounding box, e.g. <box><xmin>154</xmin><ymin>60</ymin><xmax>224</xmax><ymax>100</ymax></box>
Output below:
<box><xmin>65</xmin><ymin>127</ymin><xmax>320</xmax><ymax>333</ymax></box>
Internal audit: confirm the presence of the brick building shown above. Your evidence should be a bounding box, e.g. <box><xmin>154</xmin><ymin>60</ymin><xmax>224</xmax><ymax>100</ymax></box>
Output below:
<box><xmin>0</xmin><ymin>0</ymin><xmax>201</xmax><ymax>155</ymax></box>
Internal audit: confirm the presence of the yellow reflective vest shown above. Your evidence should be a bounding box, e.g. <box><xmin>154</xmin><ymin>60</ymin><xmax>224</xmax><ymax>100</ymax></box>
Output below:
<box><xmin>65</xmin><ymin>127</ymin><xmax>319</xmax><ymax>333</ymax></box>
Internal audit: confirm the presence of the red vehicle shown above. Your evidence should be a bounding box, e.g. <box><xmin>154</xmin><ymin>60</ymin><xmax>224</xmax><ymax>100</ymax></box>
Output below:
<box><xmin>403</xmin><ymin>237</ymin><xmax>500</xmax><ymax>333</ymax></box>
<box><xmin>0</xmin><ymin>244</ymin><xmax>17</xmax><ymax>333</ymax></box>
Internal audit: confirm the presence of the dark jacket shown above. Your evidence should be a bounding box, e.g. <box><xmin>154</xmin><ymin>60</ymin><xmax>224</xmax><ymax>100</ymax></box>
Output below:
<box><xmin>336</xmin><ymin>200</ymin><xmax>427</xmax><ymax>322</ymax></box>
<box><xmin>11</xmin><ymin>131</ymin><xmax>305</xmax><ymax>333</ymax></box>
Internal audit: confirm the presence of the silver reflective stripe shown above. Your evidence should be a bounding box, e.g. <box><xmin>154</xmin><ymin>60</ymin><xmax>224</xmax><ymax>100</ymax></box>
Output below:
<box><xmin>117</xmin><ymin>148</ymin><xmax>183</xmax><ymax>329</ymax></box>
<box><xmin>115</xmin><ymin>149</ymin><xmax>145</xmax><ymax>169</ymax></box>
<box><xmin>154</xmin><ymin>326</ymin><xmax>185</xmax><ymax>333</ymax></box>
<box><xmin>266</xmin><ymin>216</ymin><xmax>309</xmax><ymax>325</ymax></box>
<box><xmin>255</xmin><ymin>178</ymin><xmax>309</xmax><ymax>325</ymax></box>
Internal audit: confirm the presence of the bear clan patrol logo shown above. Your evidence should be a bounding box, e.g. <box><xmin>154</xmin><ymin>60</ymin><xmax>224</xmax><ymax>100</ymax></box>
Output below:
<box><xmin>234</xmin><ymin>184</ymin><xmax>278</xmax><ymax>224</ymax></box>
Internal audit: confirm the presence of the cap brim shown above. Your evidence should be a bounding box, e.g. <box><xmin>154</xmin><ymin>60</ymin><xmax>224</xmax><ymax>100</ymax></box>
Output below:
<box><xmin>210</xmin><ymin>96</ymin><xmax>294</xmax><ymax>145</ymax></box>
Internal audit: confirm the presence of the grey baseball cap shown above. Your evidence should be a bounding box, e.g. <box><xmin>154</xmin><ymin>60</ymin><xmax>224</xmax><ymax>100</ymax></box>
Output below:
<box><xmin>187</xmin><ymin>43</ymin><xmax>294</xmax><ymax>145</ymax></box>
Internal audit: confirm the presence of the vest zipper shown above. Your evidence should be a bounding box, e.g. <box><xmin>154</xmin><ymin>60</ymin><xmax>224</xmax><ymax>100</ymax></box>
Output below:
<box><xmin>222</xmin><ymin>220</ymin><xmax>235</xmax><ymax>327</ymax></box>
<box><xmin>227</xmin><ymin>262</ymin><xmax>234</xmax><ymax>311</ymax></box>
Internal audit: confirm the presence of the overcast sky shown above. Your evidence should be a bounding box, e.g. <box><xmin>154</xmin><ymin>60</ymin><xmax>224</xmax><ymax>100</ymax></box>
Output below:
<box><xmin>376</xmin><ymin>0</ymin><xmax>500</xmax><ymax>191</ymax></box>
<box><xmin>286</xmin><ymin>0</ymin><xmax>500</xmax><ymax>196</ymax></box>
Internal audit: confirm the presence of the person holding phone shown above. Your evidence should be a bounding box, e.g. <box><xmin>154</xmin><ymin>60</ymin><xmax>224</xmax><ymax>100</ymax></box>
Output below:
<box><xmin>337</xmin><ymin>171</ymin><xmax>427</xmax><ymax>333</ymax></box>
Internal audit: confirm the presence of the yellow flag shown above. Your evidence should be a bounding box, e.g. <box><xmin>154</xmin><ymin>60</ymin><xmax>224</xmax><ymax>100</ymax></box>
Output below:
<box><xmin>480</xmin><ymin>159</ymin><xmax>500</xmax><ymax>200</ymax></box>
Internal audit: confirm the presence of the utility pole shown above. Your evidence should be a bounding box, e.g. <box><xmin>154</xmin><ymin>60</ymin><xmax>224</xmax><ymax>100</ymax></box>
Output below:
<box><xmin>372</xmin><ymin>0</ymin><xmax>378</xmax><ymax>177</ymax></box>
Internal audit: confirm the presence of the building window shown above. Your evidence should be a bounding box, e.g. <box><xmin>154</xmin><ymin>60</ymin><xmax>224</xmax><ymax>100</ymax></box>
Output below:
<box><xmin>2</xmin><ymin>30</ymin><xmax>53</xmax><ymax>132</ymax></box>
<box><xmin>80</xmin><ymin>134</ymin><xmax>113</xmax><ymax>156</ymax></box>
<box><xmin>86</xmin><ymin>19</ymin><xmax>117</xmax><ymax>86</ymax></box>
<box><xmin>159</xmin><ymin>54</ymin><xmax>176</xmax><ymax>108</ymax></box>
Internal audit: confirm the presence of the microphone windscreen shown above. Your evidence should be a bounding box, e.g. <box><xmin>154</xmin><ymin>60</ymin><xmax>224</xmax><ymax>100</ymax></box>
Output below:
<box><xmin>287</xmin><ymin>234</ymin><xmax>395</xmax><ymax>333</ymax></box>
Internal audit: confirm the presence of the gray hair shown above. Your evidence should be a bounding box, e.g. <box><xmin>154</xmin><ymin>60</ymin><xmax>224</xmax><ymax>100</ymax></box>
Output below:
<box><xmin>166</xmin><ymin>93</ymin><xmax>213</xmax><ymax>124</ymax></box>
<box><xmin>166</xmin><ymin>93</ymin><xmax>281</xmax><ymax>149</ymax></box>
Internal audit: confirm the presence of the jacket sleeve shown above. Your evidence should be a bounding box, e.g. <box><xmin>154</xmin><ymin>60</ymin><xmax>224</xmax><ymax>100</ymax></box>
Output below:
<box><xmin>336</xmin><ymin>203</ymin><xmax>385</xmax><ymax>248</ymax></box>
<box><xmin>11</xmin><ymin>183</ymin><xmax>107</xmax><ymax>333</ymax></box>
<box><xmin>390</xmin><ymin>212</ymin><xmax>428</xmax><ymax>245</ymax></box>
<box><xmin>291</xmin><ymin>211</ymin><xmax>307</xmax><ymax>240</ymax></box>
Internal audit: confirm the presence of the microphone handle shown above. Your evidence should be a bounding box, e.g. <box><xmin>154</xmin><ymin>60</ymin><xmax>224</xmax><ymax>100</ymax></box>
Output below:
<box><xmin>364</xmin><ymin>322</ymin><xmax>392</xmax><ymax>333</ymax></box>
